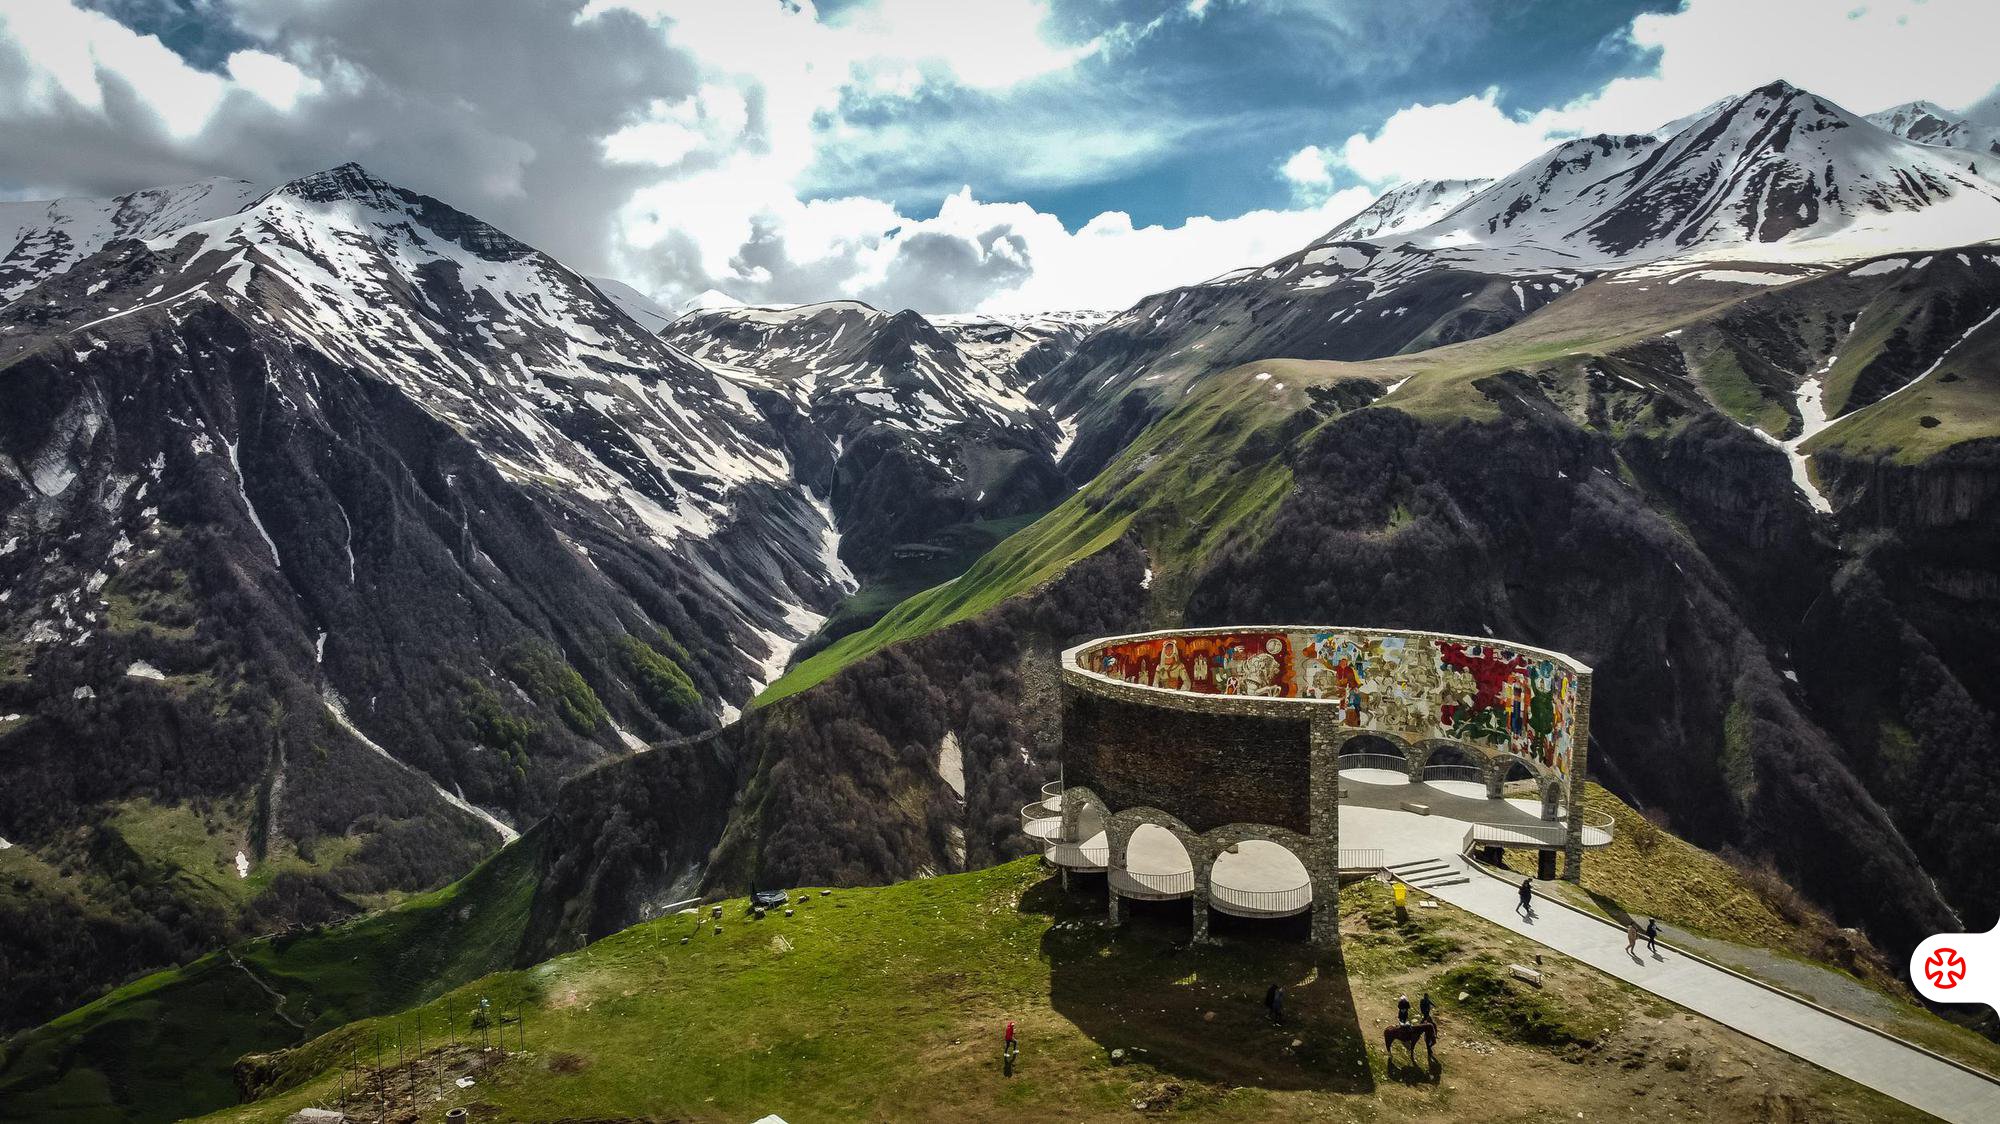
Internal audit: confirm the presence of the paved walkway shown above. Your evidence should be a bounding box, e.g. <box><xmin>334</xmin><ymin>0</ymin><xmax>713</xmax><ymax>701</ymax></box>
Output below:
<box><xmin>1411</xmin><ymin>852</ymin><xmax>2000</xmax><ymax>1122</ymax></box>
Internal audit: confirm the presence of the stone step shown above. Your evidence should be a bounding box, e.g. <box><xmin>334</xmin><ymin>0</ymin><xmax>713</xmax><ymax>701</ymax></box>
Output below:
<box><xmin>1387</xmin><ymin>859</ymin><xmax>1449</xmax><ymax>871</ymax></box>
<box><xmin>1392</xmin><ymin>863</ymin><xmax>1451</xmax><ymax>877</ymax></box>
<box><xmin>1411</xmin><ymin>876</ymin><xmax>1469</xmax><ymax>889</ymax></box>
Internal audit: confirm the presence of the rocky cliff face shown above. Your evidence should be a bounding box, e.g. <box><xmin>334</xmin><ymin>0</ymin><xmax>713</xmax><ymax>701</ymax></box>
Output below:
<box><xmin>1183</xmin><ymin>404</ymin><xmax>1959</xmax><ymax>950</ymax></box>
<box><xmin>662</xmin><ymin>302</ymin><xmax>1093</xmax><ymax>576</ymax></box>
<box><xmin>0</xmin><ymin>165</ymin><xmax>859</xmax><ymax>1029</ymax></box>
<box><xmin>519</xmin><ymin>539</ymin><xmax>1147</xmax><ymax>956</ymax></box>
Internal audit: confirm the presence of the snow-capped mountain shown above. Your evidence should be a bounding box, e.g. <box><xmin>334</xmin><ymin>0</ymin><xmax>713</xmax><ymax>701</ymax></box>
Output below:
<box><xmin>674</xmin><ymin>300</ymin><xmax>1045</xmax><ymax>435</ymax></box>
<box><xmin>0</xmin><ymin>176</ymin><xmax>264</xmax><ymax>305</ymax></box>
<box><xmin>663</xmin><ymin>301</ymin><xmax>1079</xmax><ymax>569</ymax></box>
<box><xmin>0</xmin><ymin>163</ymin><xmax>876</xmax><ymax>887</ymax></box>
<box><xmin>932</xmin><ymin>309</ymin><xmax>1109</xmax><ymax>386</ymax></box>
<box><xmin>1269</xmin><ymin>81</ymin><xmax>2000</xmax><ymax>292</ymax></box>
<box><xmin>588</xmin><ymin>275</ymin><xmax>679</xmax><ymax>334</ymax></box>
<box><xmin>1321</xmin><ymin>177</ymin><xmax>1492</xmax><ymax>241</ymax></box>
<box><xmin>1867</xmin><ymin>99</ymin><xmax>2000</xmax><ymax>160</ymax></box>
<box><xmin>1037</xmin><ymin>80</ymin><xmax>2000</xmax><ymax>481</ymax></box>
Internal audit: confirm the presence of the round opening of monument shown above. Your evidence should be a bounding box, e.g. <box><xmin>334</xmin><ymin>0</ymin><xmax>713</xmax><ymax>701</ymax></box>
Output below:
<box><xmin>1027</xmin><ymin>626</ymin><xmax>1596</xmax><ymax>948</ymax></box>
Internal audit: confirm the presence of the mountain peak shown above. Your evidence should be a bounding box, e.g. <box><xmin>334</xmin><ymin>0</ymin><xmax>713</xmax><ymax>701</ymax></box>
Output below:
<box><xmin>277</xmin><ymin>161</ymin><xmax>401</xmax><ymax>205</ymax></box>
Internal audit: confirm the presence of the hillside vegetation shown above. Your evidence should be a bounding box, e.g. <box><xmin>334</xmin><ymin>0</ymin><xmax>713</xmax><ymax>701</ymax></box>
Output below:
<box><xmin>0</xmin><ymin>833</ymin><xmax>543</xmax><ymax>1124</ymax></box>
<box><xmin>187</xmin><ymin>859</ymin><xmax>1926</xmax><ymax>1123</ymax></box>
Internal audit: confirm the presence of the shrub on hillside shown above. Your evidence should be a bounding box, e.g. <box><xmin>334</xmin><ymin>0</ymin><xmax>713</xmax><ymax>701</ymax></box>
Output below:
<box><xmin>501</xmin><ymin>643</ymin><xmax>607</xmax><ymax>736</ymax></box>
<box><xmin>618</xmin><ymin>635</ymin><xmax>700</xmax><ymax>723</ymax></box>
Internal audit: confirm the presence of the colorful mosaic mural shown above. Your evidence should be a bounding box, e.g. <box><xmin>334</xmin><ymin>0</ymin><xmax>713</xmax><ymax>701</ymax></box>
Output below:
<box><xmin>1086</xmin><ymin>630</ymin><xmax>1581</xmax><ymax>778</ymax></box>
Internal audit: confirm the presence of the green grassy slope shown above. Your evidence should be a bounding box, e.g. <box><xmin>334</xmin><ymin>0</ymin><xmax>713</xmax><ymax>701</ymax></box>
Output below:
<box><xmin>759</xmin><ymin>277</ymin><xmax>1753</xmax><ymax>704</ymax></box>
<box><xmin>198</xmin><ymin>859</ymin><xmax>1924</xmax><ymax>1124</ymax></box>
<box><xmin>0</xmin><ymin>832</ymin><xmax>544</xmax><ymax>1124</ymax></box>
<box><xmin>809</xmin><ymin>510</ymin><xmax>1047</xmax><ymax>646</ymax></box>
<box><xmin>758</xmin><ymin>362</ymin><xmax>1337</xmax><ymax>705</ymax></box>
<box><xmin>1807</xmin><ymin>312</ymin><xmax>2000</xmax><ymax>463</ymax></box>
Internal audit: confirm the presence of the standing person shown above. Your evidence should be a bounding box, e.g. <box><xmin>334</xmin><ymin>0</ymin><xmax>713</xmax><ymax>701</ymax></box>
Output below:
<box><xmin>1625</xmin><ymin>921</ymin><xmax>1642</xmax><ymax>958</ymax></box>
<box><xmin>1419</xmin><ymin>992</ymin><xmax>1435</xmax><ymax>1023</ymax></box>
<box><xmin>1645</xmin><ymin>918</ymin><xmax>1660</xmax><ymax>955</ymax></box>
<box><xmin>1397</xmin><ymin>994</ymin><xmax>1411</xmax><ymax>1025</ymax></box>
<box><xmin>1517</xmin><ymin>877</ymin><xmax>1534</xmax><ymax>918</ymax></box>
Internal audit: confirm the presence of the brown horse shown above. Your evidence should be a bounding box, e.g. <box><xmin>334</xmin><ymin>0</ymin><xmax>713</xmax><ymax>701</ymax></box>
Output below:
<box><xmin>1383</xmin><ymin>1018</ymin><xmax>1438</xmax><ymax>1067</ymax></box>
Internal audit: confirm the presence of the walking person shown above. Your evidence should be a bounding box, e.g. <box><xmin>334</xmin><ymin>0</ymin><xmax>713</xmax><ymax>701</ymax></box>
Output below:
<box><xmin>1516</xmin><ymin>877</ymin><xmax>1534</xmax><ymax>918</ymax></box>
<box><xmin>1419</xmin><ymin>992</ymin><xmax>1435</xmax><ymax>1023</ymax></box>
<box><xmin>1625</xmin><ymin>920</ymin><xmax>1643</xmax><ymax>959</ymax></box>
<box><xmin>1645</xmin><ymin>918</ymin><xmax>1660</xmax><ymax>955</ymax></box>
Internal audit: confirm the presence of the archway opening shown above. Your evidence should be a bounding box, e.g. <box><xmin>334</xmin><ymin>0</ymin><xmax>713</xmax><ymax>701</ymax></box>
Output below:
<box><xmin>1418</xmin><ymin>742</ymin><xmax>1489</xmax><ymax>799</ymax></box>
<box><xmin>1113</xmin><ymin>823</ymin><xmax>1195</xmax><ymax>901</ymax></box>
<box><xmin>1495</xmin><ymin>759</ymin><xmax>1563</xmax><ymax>823</ymax></box>
<box><xmin>1046</xmin><ymin>797</ymin><xmax>1110</xmax><ymax>872</ymax></box>
<box><xmin>1208</xmin><ymin>838</ymin><xmax>1313</xmax><ymax>934</ymax></box>
<box><xmin>1336</xmin><ymin>732</ymin><xmax>1409</xmax><ymax>786</ymax></box>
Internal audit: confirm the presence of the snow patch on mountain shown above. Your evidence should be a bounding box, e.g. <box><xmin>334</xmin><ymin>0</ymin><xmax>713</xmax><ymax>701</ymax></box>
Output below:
<box><xmin>324</xmin><ymin>688</ymin><xmax>518</xmax><ymax>844</ymax></box>
<box><xmin>0</xmin><ymin>177</ymin><xmax>264</xmax><ymax>306</ymax></box>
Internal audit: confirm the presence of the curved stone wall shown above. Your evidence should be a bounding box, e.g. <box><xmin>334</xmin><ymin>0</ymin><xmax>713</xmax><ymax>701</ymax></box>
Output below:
<box><xmin>1064</xmin><ymin>625</ymin><xmax>1591</xmax><ymax>781</ymax></box>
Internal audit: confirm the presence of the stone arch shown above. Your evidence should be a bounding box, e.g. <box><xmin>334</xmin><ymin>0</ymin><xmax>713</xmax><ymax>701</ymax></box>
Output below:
<box><xmin>1104</xmin><ymin>805</ymin><xmax>1200</xmax><ymax>870</ymax></box>
<box><xmin>1485</xmin><ymin>753</ymin><xmax>1534</xmax><ymax>798</ymax></box>
<box><xmin>1406</xmin><ymin>736</ymin><xmax>1486</xmax><ymax>782</ymax></box>
<box><xmin>1103</xmin><ymin>806</ymin><xmax>1200</xmax><ymax>927</ymax></box>
<box><xmin>1536</xmin><ymin>772</ymin><xmax>1565</xmax><ymax>821</ymax></box>
<box><xmin>1060</xmin><ymin>784</ymin><xmax>1110</xmax><ymax>844</ymax></box>
<box><xmin>1198</xmin><ymin>822</ymin><xmax>1336</xmax><ymax>946</ymax></box>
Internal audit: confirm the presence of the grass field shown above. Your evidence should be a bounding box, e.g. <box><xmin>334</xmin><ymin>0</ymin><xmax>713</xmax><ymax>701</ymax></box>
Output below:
<box><xmin>1808</xmin><ymin>312</ymin><xmax>2000</xmax><ymax>463</ymax></box>
<box><xmin>193</xmin><ymin>860</ymin><xmax>1925</xmax><ymax>1124</ymax></box>
<box><xmin>758</xmin><ymin>276</ymin><xmax>1761</xmax><ymax>704</ymax></box>
<box><xmin>0</xmin><ymin>833</ymin><xmax>543</xmax><ymax>1124</ymax></box>
<box><xmin>758</xmin><ymin>365</ymin><xmax>1314</xmax><ymax>705</ymax></box>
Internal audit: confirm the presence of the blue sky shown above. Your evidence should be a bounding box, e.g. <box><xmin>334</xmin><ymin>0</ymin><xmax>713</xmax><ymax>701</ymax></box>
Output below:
<box><xmin>4</xmin><ymin>1</ymin><xmax>1997</xmax><ymax>311</ymax></box>
<box><xmin>807</xmin><ymin>0</ymin><xmax>1678</xmax><ymax>229</ymax></box>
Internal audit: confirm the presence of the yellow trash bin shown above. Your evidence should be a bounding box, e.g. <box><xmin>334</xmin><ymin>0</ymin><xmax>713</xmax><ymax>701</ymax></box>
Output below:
<box><xmin>1393</xmin><ymin>882</ymin><xmax>1407</xmax><ymax>907</ymax></box>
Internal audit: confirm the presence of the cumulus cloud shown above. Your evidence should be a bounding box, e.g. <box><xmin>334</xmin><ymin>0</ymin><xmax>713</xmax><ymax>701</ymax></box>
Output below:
<box><xmin>2</xmin><ymin>0</ymin><xmax>1997</xmax><ymax>316</ymax></box>
<box><xmin>1326</xmin><ymin>89</ymin><xmax>1559</xmax><ymax>187</ymax></box>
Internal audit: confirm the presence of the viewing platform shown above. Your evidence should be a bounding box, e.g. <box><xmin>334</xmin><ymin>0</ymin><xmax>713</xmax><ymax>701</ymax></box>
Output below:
<box><xmin>1336</xmin><ymin>754</ymin><xmax>1614</xmax><ymax>850</ymax></box>
<box><xmin>1033</xmin><ymin>624</ymin><xmax>1596</xmax><ymax>948</ymax></box>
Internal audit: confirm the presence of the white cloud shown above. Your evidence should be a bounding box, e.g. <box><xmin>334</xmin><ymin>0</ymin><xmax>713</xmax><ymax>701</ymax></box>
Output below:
<box><xmin>1280</xmin><ymin>144</ymin><xmax>1333</xmax><ymax>186</ymax></box>
<box><xmin>225</xmin><ymin>49</ymin><xmax>319</xmax><ymax>112</ymax></box>
<box><xmin>5</xmin><ymin>0</ymin><xmax>1999</xmax><ymax>319</ymax></box>
<box><xmin>1560</xmin><ymin>0</ymin><xmax>2000</xmax><ymax>134</ymax></box>
<box><xmin>0</xmin><ymin>0</ymin><xmax>225</xmax><ymax>135</ymax></box>
<box><xmin>1330</xmin><ymin>88</ymin><xmax>1564</xmax><ymax>187</ymax></box>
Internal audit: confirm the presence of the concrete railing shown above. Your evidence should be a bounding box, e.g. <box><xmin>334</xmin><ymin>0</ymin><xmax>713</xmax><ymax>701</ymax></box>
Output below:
<box><xmin>1042</xmin><ymin>779</ymin><xmax>1063</xmax><ymax>800</ymax></box>
<box><xmin>1463</xmin><ymin>810</ymin><xmax>1615</xmax><ymax>851</ymax></box>
<box><xmin>1336</xmin><ymin>752</ymin><xmax>1408</xmax><ymax>773</ymax></box>
<box><xmin>1338</xmin><ymin>848</ymin><xmax>1385</xmax><ymax>870</ymax></box>
<box><xmin>1044</xmin><ymin>837</ymin><xmax>1109</xmax><ymax>868</ymax></box>
<box><xmin>1110</xmin><ymin>868</ymin><xmax>1196</xmax><ymax>898</ymax></box>
<box><xmin>1210</xmin><ymin>880</ymin><xmax>1314</xmax><ymax>917</ymax></box>
<box><xmin>1579</xmin><ymin>809</ymin><xmax>1615</xmax><ymax>846</ymax></box>
<box><xmin>1021</xmin><ymin>803</ymin><xmax>1062</xmax><ymax>840</ymax></box>
<box><xmin>1422</xmin><ymin>764</ymin><xmax>1484</xmax><ymax>785</ymax></box>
